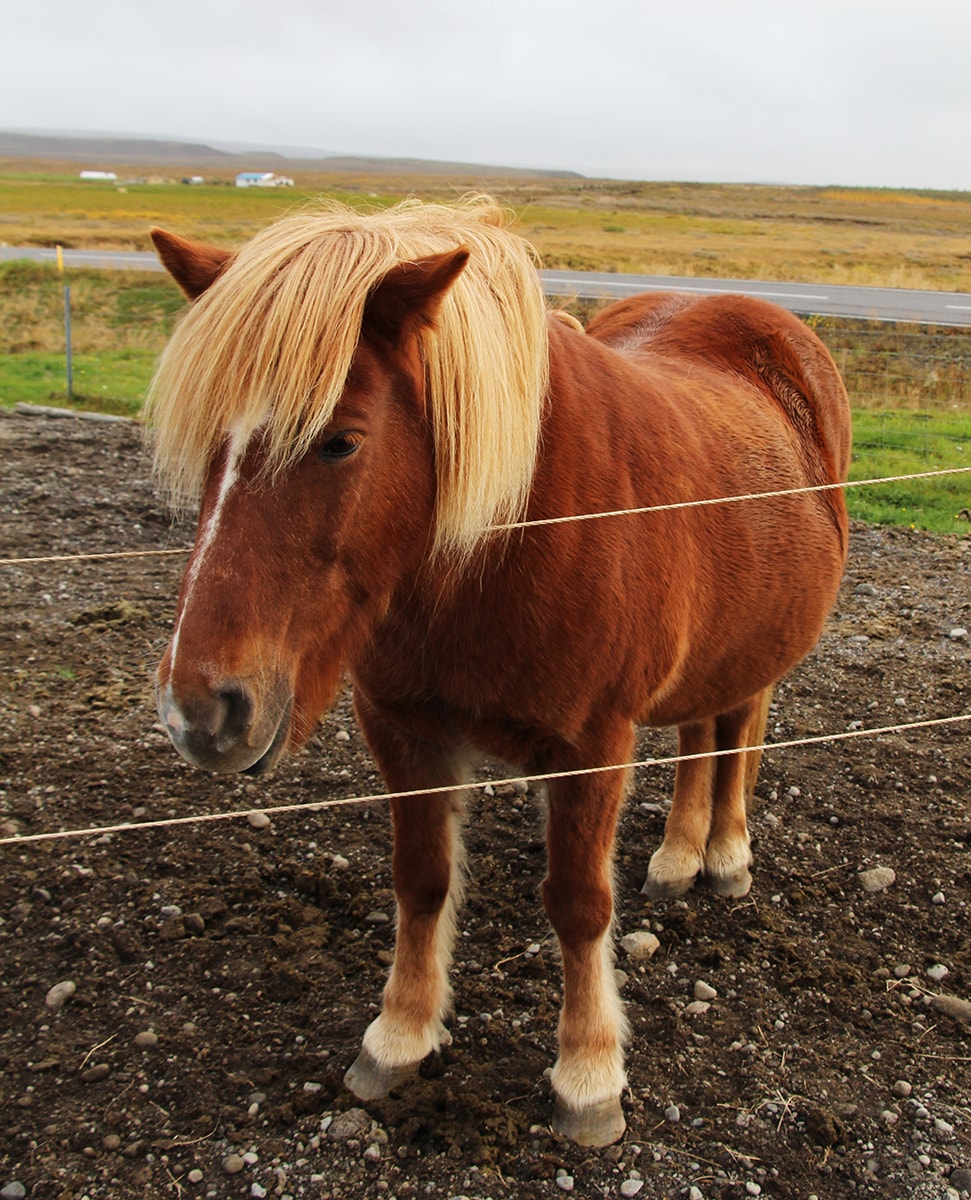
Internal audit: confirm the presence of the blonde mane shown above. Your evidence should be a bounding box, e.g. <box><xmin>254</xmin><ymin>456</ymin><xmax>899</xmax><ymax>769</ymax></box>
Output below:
<box><xmin>145</xmin><ymin>196</ymin><xmax>550</xmax><ymax>557</ymax></box>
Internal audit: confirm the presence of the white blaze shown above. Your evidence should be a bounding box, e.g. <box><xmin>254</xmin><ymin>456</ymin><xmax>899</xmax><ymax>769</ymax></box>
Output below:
<box><xmin>166</xmin><ymin>423</ymin><xmax>250</xmax><ymax>685</ymax></box>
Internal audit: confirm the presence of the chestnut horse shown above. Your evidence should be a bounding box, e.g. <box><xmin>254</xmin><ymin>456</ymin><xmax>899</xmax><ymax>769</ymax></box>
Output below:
<box><xmin>147</xmin><ymin>198</ymin><xmax>850</xmax><ymax>1146</ymax></box>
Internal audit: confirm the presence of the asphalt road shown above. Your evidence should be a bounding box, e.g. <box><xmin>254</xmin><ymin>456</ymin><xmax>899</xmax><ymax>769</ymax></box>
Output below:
<box><xmin>3</xmin><ymin>245</ymin><xmax>970</xmax><ymax>327</ymax></box>
<box><xmin>541</xmin><ymin>268</ymin><xmax>971</xmax><ymax>328</ymax></box>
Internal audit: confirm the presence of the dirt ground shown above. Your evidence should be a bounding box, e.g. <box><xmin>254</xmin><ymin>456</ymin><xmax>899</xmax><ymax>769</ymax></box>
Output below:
<box><xmin>1</xmin><ymin>409</ymin><xmax>969</xmax><ymax>1200</ymax></box>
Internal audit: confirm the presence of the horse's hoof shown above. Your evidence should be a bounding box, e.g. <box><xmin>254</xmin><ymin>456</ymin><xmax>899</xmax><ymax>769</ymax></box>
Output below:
<box><xmin>552</xmin><ymin>1095</ymin><xmax>626</xmax><ymax>1147</ymax></box>
<box><xmin>344</xmin><ymin>1047</ymin><xmax>420</xmax><ymax>1101</ymax></box>
<box><xmin>641</xmin><ymin>872</ymin><xmax>695</xmax><ymax>899</ymax></box>
<box><xmin>707</xmin><ymin>867</ymin><xmax>752</xmax><ymax>898</ymax></box>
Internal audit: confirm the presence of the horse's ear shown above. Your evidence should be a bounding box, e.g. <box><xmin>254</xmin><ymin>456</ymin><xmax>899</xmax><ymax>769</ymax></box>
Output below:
<box><xmin>364</xmin><ymin>247</ymin><xmax>470</xmax><ymax>342</ymax></box>
<box><xmin>150</xmin><ymin>228</ymin><xmax>234</xmax><ymax>300</ymax></box>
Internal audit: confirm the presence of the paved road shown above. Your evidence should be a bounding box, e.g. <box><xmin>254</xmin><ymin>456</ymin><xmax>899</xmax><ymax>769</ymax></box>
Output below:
<box><xmin>541</xmin><ymin>268</ymin><xmax>971</xmax><ymax>328</ymax></box>
<box><xmin>3</xmin><ymin>245</ymin><xmax>970</xmax><ymax>327</ymax></box>
<box><xmin>1</xmin><ymin>246</ymin><xmax>164</xmax><ymax>273</ymax></box>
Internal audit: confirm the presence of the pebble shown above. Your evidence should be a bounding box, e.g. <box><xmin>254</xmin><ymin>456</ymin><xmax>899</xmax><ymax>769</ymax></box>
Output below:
<box><xmin>620</xmin><ymin>1182</ymin><xmax>644</xmax><ymax>1198</ymax></box>
<box><xmin>555</xmin><ymin>1169</ymin><xmax>574</xmax><ymax>1192</ymax></box>
<box><xmin>859</xmin><ymin>867</ymin><xmax>896</xmax><ymax>893</ymax></box>
<box><xmin>187</xmin><ymin>1169</ymin><xmax>204</xmax><ymax>1184</ymax></box>
<box><xmin>893</xmin><ymin>963</ymin><xmax>912</xmax><ymax>979</ymax></box>
<box><xmin>664</xmin><ymin>1104</ymin><xmax>681</xmax><ymax>1123</ymax></box>
<box><xmin>44</xmin><ymin>980</ymin><xmax>76</xmax><ymax>1011</ymax></box>
<box><xmin>184</xmin><ymin>912</ymin><xmax>206</xmax><ymax>935</ymax></box>
<box><xmin>327</xmin><ymin>1107</ymin><xmax>372</xmax><ymax>1141</ymax></box>
<box><xmin>223</xmin><ymin>1154</ymin><xmax>246</xmax><ymax>1175</ymax></box>
<box><xmin>892</xmin><ymin>1080</ymin><xmax>913</xmax><ymax>1098</ymax></box>
<box><xmin>1</xmin><ymin>1184</ymin><xmax>27</xmax><ymax>1200</ymax></box>
<box><xmin>932</xmin><ymin>995</ymin><xmax>971</xmax><ymax>1024</ymax></box>
<box><xmin>927</xmin><ymin>963</ymin><xmax>950</xmax><ymax>983</ymax></box>
<box><xmin>854</xmin><ymin>583</ymin><xmax>878</xmax><ymax>596</ymax></box>
<box><xmin>365</xmin><ymin>911</ymin><xmax>390</xmax><ymax>925</ymax></box>
<box><xmin>81</xmin><ymin>1063</ymin><xmax>110</xmax><ymax>1082</ymax></box>
<box><xmin>28</xmin><ymin>704</ymin><xmax>42</xmax><ymax>718</ymax></box>
<box><xmin>250</xmin><ymin>1185</ymin><xmax>268</xmax><ymax>1199</ymax></box>
<box><xmin>102</xmin><ymin>1134</ymin><xmax>121</xmax><ymax>1151</ymax></box>
<box><xmin>335</xmin><ymin>729</ymin><xmax>351</xmax><ymax>742</ymax></box>
<box><xmin>950</xmin><ymin>1169</ymin><xmax>971</xmax><ymax>1191</ymax></box>
<box><xmin>689</xmin><ymin>1189</ymin><xmax>704</xmax><ymax>1200</ymax></box>
<box><xmin>246</xmin><ymin>811</ymin><xmax>271</xmax><ymax>830</ymax></box>
<box><xmin>133</xmin><ymin>1030</ymin><xmax>158</xmax><ymax>1048</ymax></box>
<box><xmin>932</xmin><ymin>891</ymin><xmax>946</xmax><ymax>905</ymax></box>
<box><xmin>745</xmin><ymin>1184</ymin><xmax>762</xmax><ymax>1197</ymax></box>
<box><xmin>619</xmin><ymin>931</ymin><xmax>661</xmax><ymax>961</ymax></box>
<box><xmin>694</xmin><ymin>980</ymin><xmax>717</xmax><ymax>1001</ymax></box>
<box><xmin>684</xmin><ymin>1000</ymin><xmax>711</xmax><ymax>1017</ymax></box>
<box><xmin>948</xmin><ymin>627</ymin><xmax>968</xmax><ymax>641</ymax></box>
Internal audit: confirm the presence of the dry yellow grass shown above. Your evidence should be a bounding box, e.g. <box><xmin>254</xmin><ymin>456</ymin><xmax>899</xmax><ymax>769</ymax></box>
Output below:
<box><xmin>2</xmin><ymin>163</ymin><xmax>971</xmax><ymax>291</ymax></box>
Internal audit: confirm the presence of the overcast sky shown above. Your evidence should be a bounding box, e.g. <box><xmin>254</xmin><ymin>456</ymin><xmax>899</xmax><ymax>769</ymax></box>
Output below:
<box><xmin>5</xmin><ymin>0</ymin><xmax>971</xmax><ymax>190</ymax></box>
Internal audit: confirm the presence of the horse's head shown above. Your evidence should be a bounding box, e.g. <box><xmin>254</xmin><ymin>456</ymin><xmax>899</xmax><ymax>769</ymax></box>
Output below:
<box><xmin>150</xmin><ymin>229</ymin><xmax>469</xmax><ymax>775</ymax></box>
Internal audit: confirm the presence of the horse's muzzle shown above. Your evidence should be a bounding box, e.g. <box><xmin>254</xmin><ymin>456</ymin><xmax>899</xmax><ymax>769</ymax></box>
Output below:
<box><xmin>157</xmin><ymin>677</ymin><xmax>293</xmax><ymax>775</ymax></box>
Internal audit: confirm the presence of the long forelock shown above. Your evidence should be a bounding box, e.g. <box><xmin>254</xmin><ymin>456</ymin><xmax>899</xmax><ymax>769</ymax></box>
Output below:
<box><xmin>145</xmin><ymin>197</ymin><xmax>550</xmax><ymax>556</ymax></box>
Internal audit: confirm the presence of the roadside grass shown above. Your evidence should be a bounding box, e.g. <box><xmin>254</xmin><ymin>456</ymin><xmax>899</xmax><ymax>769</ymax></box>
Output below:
<box><xmin>0</xmin><ymin>262</ymin><xmax>182</xmax><ymax>355</ymax></box>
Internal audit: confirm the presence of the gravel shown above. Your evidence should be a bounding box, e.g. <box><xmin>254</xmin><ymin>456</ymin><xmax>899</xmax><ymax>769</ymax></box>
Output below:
<box><xmin>1</xmin><ymin>410</ymin><xmax>969</xmax><ymax>1200</ymax></box>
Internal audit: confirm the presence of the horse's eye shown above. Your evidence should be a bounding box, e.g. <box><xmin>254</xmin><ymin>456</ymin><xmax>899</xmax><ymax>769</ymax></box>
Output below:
<box><xmin>318</xmin><ymin>431</ymin><xmax>362</xmax><ymax>462</ymax></box>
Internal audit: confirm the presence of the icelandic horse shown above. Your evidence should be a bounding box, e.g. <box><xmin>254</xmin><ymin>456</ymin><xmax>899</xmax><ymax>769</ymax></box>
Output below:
<box><xmin>146</xmin><ymin>198</ymin><xmax>850</xmax><ymax>1146</ymax></box>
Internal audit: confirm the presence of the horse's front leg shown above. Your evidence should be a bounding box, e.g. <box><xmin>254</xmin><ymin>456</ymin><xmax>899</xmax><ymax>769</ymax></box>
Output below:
<box><xmin>543</xmin><ymin>729</ymin><xmax>632</xmax><ymax>1147</ymax></box>
<box><xmin>343</xmin><ymin>695</ymin><xmax>468</xmax><ymax>1101</ymax></box>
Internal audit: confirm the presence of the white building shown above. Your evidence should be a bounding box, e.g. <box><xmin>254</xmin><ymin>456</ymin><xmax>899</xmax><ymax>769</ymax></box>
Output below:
<box><xmin>235</xmin><ymin>172</ymin><xmax>294</xmax><ymax>188</ymax></box>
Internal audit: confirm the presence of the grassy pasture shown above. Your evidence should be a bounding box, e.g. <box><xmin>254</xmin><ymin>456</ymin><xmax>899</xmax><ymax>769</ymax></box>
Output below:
<box><xmin>1</xmin><ymin>165</ymin><xmax>969</xmax><ymax>533</ymax></box>
<box><xmin>3</xmin><ymin>163</ymin><xmax>971</xmax><ymax>291</ymax></box>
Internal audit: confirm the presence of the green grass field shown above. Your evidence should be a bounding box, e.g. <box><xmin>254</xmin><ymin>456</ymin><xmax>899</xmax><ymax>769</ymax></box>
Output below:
<box><xmin>0</xmin><ymin>348</ymin><xmax>158</xmax><ymax>415</ymax></box>
<box><xmin>848</xmin><ymin>410</ymin><xmax>971</xmax><ymax>531</ymax></box>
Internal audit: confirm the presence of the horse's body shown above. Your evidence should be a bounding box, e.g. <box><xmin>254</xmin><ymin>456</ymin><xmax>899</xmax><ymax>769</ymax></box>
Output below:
<box><xmin>148</xmin><ymin>200</ymin><xmax>850</xmax><ymax>1146</ymax></box>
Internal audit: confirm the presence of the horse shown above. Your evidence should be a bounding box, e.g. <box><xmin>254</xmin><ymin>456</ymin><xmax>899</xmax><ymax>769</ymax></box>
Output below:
<box><xmin>146</xmin><ymin>197</ymin><xmax>851</xmax><ymax>1147</ymax></box>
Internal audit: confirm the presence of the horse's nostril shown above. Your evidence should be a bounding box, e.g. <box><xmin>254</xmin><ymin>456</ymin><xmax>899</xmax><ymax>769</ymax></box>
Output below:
<box><xmin>216</xmin><ymin>683</ymin><xmax>253</xmax><ymax>749</ymax></box>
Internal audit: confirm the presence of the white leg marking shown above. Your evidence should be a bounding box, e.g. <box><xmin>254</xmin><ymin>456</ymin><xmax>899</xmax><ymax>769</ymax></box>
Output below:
<box><xmin>550</xmin><ymin>933</ymin><xmax>628</xmax><ymax>1111</ymax></box>
<box><xmin>364</xmin><ymin>807</ymin><xmax>465</xmax><ymax>1069</ymax></box>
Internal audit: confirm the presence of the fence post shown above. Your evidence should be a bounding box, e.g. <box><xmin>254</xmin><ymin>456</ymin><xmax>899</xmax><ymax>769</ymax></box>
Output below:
<box><xmin>56</xmin><ymin>246</ymin><xmax>74</xmax><ymax>399</ymax></box>
<box><xmin>64</xmin><ymin>284</ymin><xmax>73</xmax><ymax>398</ymax></box>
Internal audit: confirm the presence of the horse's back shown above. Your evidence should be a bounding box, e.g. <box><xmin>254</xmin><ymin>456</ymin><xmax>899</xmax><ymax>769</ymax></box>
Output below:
<box><xmin>586</xmin><ymin>291</ymin><xmax>852</xmax><ymax>493</ymax></box>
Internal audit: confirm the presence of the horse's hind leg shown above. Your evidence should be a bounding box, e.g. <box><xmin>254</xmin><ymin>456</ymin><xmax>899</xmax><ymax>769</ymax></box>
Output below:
<box><xmin>543</xmin><ymin>729</ymin><xmax>632</xmax><ymax>1147</ymax></box>
<box><xmin>705</xmin><ymin>686</ymin><xmax>773</xmax><ymax>898</ymax></box>
<box><xmin>642</xmin><ymin>718</ymin><xmax>716</xmax><ymax>898</ymax></box>
<box><xmin>344</xmin><ymin>696</ymin><xmax>467</xmax><ymax>1101</ymax></box>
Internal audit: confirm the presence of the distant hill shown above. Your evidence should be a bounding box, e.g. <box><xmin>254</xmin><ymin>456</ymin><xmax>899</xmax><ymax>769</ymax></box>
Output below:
<box><xmin>0</xmin><ymin>130</ymin><xmax>583</xmax><ymax>179</ymax></box>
